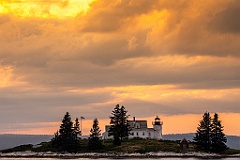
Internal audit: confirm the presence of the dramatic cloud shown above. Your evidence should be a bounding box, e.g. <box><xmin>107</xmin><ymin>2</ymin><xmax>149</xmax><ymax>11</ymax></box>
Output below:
<box><xmin>0</xmin><ymin>0</ymin><xmax>239</xmax><ymax>135</ymax></box>
<box><xmin>210</xmin><ymin>1</ymin><xmax>240</xmax><ymax>34</ymax></box>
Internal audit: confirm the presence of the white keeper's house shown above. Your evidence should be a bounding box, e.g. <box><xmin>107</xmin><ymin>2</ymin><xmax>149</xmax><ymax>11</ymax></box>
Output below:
<box><xmin>102</xmin><ymin>116</ymin><xmax>163</xmax><ymax>140</ymax></box>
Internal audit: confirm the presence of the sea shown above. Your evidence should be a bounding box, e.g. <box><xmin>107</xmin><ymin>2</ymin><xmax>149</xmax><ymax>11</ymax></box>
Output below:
<box><xmin>0</xmin><ymin>158</ymin><xmax>239</xmax><ymax>160</ymax></box>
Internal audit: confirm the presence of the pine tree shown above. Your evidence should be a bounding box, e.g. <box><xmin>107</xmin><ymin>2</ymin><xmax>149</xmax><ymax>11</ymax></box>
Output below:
<box><xmin>194</xmin><ymin>112</ymin><xmax>228</xmax><ymax>153</ymax></box>
<box><xmin>210</xmin><ymin>113</ymin><xmax>227</xmax><ymax>153</ymax></box>
<box><xmin>51</xmin><ymin>112</ymin><xmax>80</xmax><ymax>152</ymax></box>
<box><xmin>88</xmin><ymin>118</ymin><xmax>103</xmax><ymax>150</ymax></box>
<box><xmin>72</xmin><ymin>118</ymin><xmax>81</xmax><ymax>151</ymax></box>
<box><xmin>119</xmin><ymin>105</ymin><xmax>130</xmax><ymax>141</ymax></box>
<box><xmin>58</xmin><ymin>112</ymin><xmax>74</xmax><ymax>151</ymax></box>
<box><xmin>73</xmin><ymin>118</ymin><xmax>81</xmax><ymax>139</ymax></box>
<box><xmin>193</xmin><ymin>112</ymin><xmax>212</xmax><ymax>152</ymax></box>
<box><xmin>51</xmin><ymin>130</ymin><xmax>60</xmax><ymax>147</ymax></box>
<box><xmin>109</xmin><ymin>104</ymin><xmax>130</xmax><ymax>145</ymax></box>
<box><xmin>90</xmin><ymin>118</ymin><xmax>101</xmax><ymax>138</ymax></box>
<box><xmin>109</xmin><ymin>104</ymin><xmax>121</xmax><ymax>145</ymax></box>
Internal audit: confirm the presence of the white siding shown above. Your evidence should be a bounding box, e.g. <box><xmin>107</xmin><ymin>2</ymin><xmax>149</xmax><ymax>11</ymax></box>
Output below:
<box><xmin>129</xmin><ymin>131</ymin><xmax>147</xmax><ymax>139</ymax></box>
<box><xmin>103</xmin><ymin>117</ymin><xmax>163</xmax><ymax>140</ymax></box>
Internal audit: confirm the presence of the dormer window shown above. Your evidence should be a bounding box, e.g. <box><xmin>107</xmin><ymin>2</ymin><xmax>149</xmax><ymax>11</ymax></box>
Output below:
<box><xmin>135</xmin><ymin>123</ymin><xmax>140</xmax><ymax>129</ymax></box>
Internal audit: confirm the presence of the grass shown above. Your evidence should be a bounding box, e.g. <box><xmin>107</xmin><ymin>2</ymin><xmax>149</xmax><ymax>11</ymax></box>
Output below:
<box><xmin>223</xmin><ymin>148</ymin><xmax>240</xmax><ymax>155</ymax></box>
<box><xmin>1</xmin><ymin>138</ymin><xmax>240</xmax><ymax>155</ymax></box>
<box><xmin>1</xmin><ymin>139</ymin><xmax>183</xmax><ymax>153</ymax></box>
<box><xmin>1</xmin><ymin>144</ymin><xmax>33</xmax><ymax>153</ymax></box>
<box><xmin>96</xmin><ymin>139</ymin><xmax>187</xmax><ymax>153</ymax></box>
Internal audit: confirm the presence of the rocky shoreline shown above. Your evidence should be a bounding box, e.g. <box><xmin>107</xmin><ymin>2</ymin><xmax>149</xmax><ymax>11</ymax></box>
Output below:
<box><xmin>1</xmin><ymin>151</ymin><xmax>240</xmax><ymax>159</ymax></box>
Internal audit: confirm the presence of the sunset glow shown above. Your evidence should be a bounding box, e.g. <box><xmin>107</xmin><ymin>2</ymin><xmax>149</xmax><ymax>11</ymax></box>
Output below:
<box><xmin>3</xmin><ymin>113</ymin><xmax>240</xmax><ymax>136</ymax></box>
<box><xmin>0</xmin><ymin>0</ymin><xmax>93</xmax><ymax>18</ymax></box>
<box><xmin>0</xmin><ymin>0</ymin><xmax>240</xmax><ymax>136</ymax></box>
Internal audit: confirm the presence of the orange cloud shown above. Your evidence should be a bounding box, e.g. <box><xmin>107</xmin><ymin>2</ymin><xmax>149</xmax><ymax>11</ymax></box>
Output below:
<box><xmin>0</xmin><ymin>66</ymin><xmax>26</xmax><ymax>88</ymax></box>
<box><xmin>0</xmin><ymin>0</ymin><xmax>240</xmax><ymax>135</ymax></box>
<box><xmin>0</xmin><ymin>0</ymin><xmax>93</xmax><ymax>18</ymax></box>
<box><xmin>0</xmin><ymin>66</ymin><xmax>13</xmax><ymax>87</ymax></box>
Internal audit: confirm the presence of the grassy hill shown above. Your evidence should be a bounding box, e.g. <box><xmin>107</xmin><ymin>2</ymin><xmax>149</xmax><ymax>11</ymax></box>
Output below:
<box><xmin>0</xmin><ymin>139</ymin><xmax>190</xmax><ymax>153</ymax></box>
<box><xmin>2</xmin><ymin>138</ymin><xmax>240</xmax><ymax>155</ymax></box>
<box><xmin>1</xmin><ymin>133</ymin><xmax>240</xmax><ymax>154</ymax></box>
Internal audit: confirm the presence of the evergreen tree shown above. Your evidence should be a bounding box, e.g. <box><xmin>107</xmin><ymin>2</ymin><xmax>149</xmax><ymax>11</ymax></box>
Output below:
<box><xmin>210</xmin><ymin>113</ymin><xmax>227</xmax><ymax>153</ymax></box>
<box><xmin>51</xmin><ymin>130</ymin><xmax>60</xmax><ymax>147</ymax></box>
<box><xmin>88</xmin><ymin>118</ymin><xmax>103</xmax><ymax>150</ymax></box>
<box><xmin>109</xmin><ymin>104</ymin><xmax>130</xmax><ymax>145</ymax></box>
<box><xmin>109</xmin><ymin>104</ymin><xmax>121</xmax><ymax>145</ymax></box>
<box><xmin>51</xmin><ymin>112</ymin><xmax>80</xmax><ymax>152</ymax></box>
<box><xmin>194</xmin><ymin>112</ymin><xmax>228</xmax><ymax>153</ymax></box>
<box><xmin>72</xmin><ymin>118</ymin><xmax>81</xmax><ymax>151</ymax></box>
<box><xmin>90</xmin><ymin>118</ymin><xmax>101</xmax><ymax>138</ymax></box>
<box><xmin>73</xmin><ymin>118</ymin><xmax>81</xmax><ymax>139</ymax></box>
<box><xmin>193</xmin><ymin>112</ymin><xmax>212</xmax><ymax>152</ymax></box>
<box><xmin>119</xmin><ymin>105</ymin><xmax>130</xmax><ymax>141</ymax></box>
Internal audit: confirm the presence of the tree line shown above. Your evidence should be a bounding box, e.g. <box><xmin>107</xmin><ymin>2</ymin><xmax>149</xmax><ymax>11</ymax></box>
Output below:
<box><xmin>51</xmin><ymin>104</ymin><xmax>129</xmax><ymax>152</ymax></box>
<box><xmin>193</xmin><ymin>112</ymin><xmax>227</xmax><ymax>153</ymax></box>
<box><xmin>50</xmin><ymin>104</ymin><xmax>227</xmax><ymax>153</ymax></box>
<box><xmin>51</xmin><ymin>112</ymin><xmax>102</xmax><ymax>152</ymax></box>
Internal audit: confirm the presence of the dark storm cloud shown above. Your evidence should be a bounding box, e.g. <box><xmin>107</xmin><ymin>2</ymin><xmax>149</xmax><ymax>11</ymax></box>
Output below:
<box><xmin>210</xmin><ymin>1</ymin><xmax>240</xmax><ymax>34</ymax></box>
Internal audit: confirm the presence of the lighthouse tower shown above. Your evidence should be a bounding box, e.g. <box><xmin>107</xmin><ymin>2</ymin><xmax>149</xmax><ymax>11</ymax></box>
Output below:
<box><xmin>153</xmin><ymin>116</ymin><xmax>163</xmax><ymax>140</ymax></box>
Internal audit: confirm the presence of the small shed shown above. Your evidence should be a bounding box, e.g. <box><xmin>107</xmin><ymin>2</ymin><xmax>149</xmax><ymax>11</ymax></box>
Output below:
<box><xmin>180</xmin><ymin>138</ymin><xmax>189</xmax><ymax>150</ymax></box>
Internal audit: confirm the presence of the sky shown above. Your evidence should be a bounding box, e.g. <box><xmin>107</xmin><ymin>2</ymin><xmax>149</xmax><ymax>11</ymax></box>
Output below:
<box><xmin>0</xmin><ymin>0</ymin><xmax>240</xmax><ymax>136</ymax></box>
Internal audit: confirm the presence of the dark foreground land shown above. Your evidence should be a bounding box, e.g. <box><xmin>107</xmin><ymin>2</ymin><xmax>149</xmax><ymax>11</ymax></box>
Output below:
<box><xmin>1</xmin><ymin>139</ymin><xmax>240</xmax><ymax>158</ymax></box>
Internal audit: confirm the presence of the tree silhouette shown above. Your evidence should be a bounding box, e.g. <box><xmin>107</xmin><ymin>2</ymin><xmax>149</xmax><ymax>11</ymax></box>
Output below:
<box><xmin>73</xmin><ymin>118</ymin><xmax>81</xmax><ymax>139</ymax></box>
<box><xmin>193</xmin><ymin>112</ymin><xmax>211</xmax><ymax>152</ymax></box>
<box><xmin>194</xmin><ymin>112</ymin><xmax>228</xmax><ymax>153</ymax></box>
<box><xmin>210</xmin><ymin>113</ymin><xmax>227</xmax><ymax>153</ymax></box>
<box><xmin>51</xmin><ymin>112</ymin><xmax>80</xmax><ymax>152</ymax></box>
<box><xmin>109</xmin><ymin>104</ymin><xmax>130</xmax><ymax>145</ymax></box>
<box><xmin>88</xmin><ymin>118</ymin><xmax>103</xmax><ymax>150</ymax></box>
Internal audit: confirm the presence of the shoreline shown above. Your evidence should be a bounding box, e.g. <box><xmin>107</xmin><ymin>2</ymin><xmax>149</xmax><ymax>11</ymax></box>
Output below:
<box><xmin>1</xmin><ymin>151</ymin><xmax>240</xmax><ymax>159</ymax></box>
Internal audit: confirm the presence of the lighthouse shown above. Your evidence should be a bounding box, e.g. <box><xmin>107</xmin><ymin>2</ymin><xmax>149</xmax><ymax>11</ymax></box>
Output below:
<box><xmin>103</xmin><ymin>116</ymin><xmax>163</xmax><ymax>140</ymax></box>
<box><xmin>153</xmin><ymin>116</ymin><xmax>163</xmax><ymax>140</ymax></box>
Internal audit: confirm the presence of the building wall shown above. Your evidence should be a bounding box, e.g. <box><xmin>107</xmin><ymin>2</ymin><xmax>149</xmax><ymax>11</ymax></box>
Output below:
<box><xmin>102</xmin><ymin>128</ymin><xmax>162</xmax><ymax>140</ymax></box>
<box><xmin>153</xmin><ymin>124</ymin><xmax>163</xmax><ymax>140</ymax></box>
<box><xmin>129</xmin><ymin>130</ymin><xmax>148</xmax><ymax>139</ymax></box>
<box><xmin>102</xmin><ymin>117</ymin><xmax>163</xmax><ymax>140</ymax></box>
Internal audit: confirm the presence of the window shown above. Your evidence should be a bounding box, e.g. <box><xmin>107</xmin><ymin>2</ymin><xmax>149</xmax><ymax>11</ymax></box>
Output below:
<box><xmin>136</xmin><ymin>132</ymin><xmax>139</xmax><ymax>136</ymax></box>
<box><xmin>143</xmin><ymin>132</ymin><xmax>145</xmax><ymax>136</ymax></box>
<box><xmin>135</xmin><ymin>123</ymin><xmax>140</xmax><ymax>129</ymax></box>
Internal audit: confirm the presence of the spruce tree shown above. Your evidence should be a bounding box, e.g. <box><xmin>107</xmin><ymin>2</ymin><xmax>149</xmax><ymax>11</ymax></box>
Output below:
<box><xmin>109</xmin><ymin>104</ymin><xmax>130</xmax><ymax>145</ymax></box>
<box><xmin>58</xmin><ymin>112</ymin><xmax>74</xmax><ymax>151</ymax></box>
<box><xmin>51</xmin><ymin>130</ymin><xmax>60</xmax><ymax>147</ymax></box>
<box><xmin>109</xmin><ymin>104</ymin><xmax>121</xmax><ymax>145</ymax></box>
<box><xmin>51</xmin><ymin>112</ymin><xmax>80</xmax><ymax>152</ymax></box>
<box><xmin>119</xmin><ymin>105</ymin><xmax>130</xmax><ymax>141</ymax></box>
<box><xmin>88</xmin><ymin>118</ymin><xmax>103</xmax><ymax>150</ymax></box>
<box><xmin>72</xmin><ymin>118</ymin><xmax>81</xmax><ymax>151</ymax></box>
<box><xmin>193</xmin><ymin>112</ymin><xmax>211</xmax><ymax>152</ymax></box>
<box><xmin>210</xmin><ymin>113</ymin><xmax>227</xmax><ymax>153</ymax></box>
<box><xmin>73</xmin><ymin>118</ymin><xmax>81</xmax><ymax>139</ymax></box>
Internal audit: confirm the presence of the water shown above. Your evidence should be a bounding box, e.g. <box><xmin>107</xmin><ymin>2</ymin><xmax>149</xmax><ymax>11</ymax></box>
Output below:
<box><xmin>0</xmin><ymin>158</ymin><xmax>239</xmax><ymax>160</ymax></box>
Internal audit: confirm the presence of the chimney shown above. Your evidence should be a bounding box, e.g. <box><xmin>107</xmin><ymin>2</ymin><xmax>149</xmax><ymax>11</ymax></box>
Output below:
<box><xmin>133</xmin><ymin>117</ymin><xmax>136</xmax><ymax>121</ymax></box>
